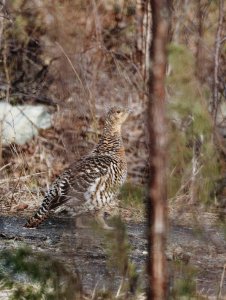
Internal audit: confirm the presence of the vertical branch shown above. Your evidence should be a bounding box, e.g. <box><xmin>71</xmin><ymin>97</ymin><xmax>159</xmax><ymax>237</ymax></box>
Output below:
<box><xmin>0</xmin><ymin>0</ymin><xmax>10</xmax><ymax>103</ymax></box>
<box><xmin>136</xmin><ymin>0</ymin><xmax>151</xmax><ymax>82</ymax></box>
<box><xmin>190</xmin><ymin>138</ymin><xmax>200</xmax><ymax>204</ymax></box>
<box><xmin>143</xmin><ymin>1</ymin><xmax>151</xmax><ymax>82</ymax></box>
<box><xmin>91</xmin><ymin>0</ymin><xmax>103</xmax><ymax>46</ymax></box>
<box><xmin>195</xmin><ymin>0</ymin><xmax>204</xmax><ymax>80</ymax></box>
<box><xmin>148</xmin><ymin>0</ymin><xmax>170</xmax><ymax>299</ymax></box>
<box><xmin>212</xmin><ymin>0</ymin><xmax>224</xmax><ymax>123</ymax></box>
<box><xmin>136</xmin><ymin>0</ymin><xmax>145</xmax><ymax>65</ymax></box>
<box><xmin>0</xmin><ymin>0</ymin><xmax>5</xmax><ymax>50</ymax></box>
<box><xmin>3</xmin><ymin>40</ymin><xmax>10</xmax><ymax>102</ymax></box>
<box><xmin>173</xmin><ymin>0</ymin><xmax>189</xmax><ymax>44</ymax></box>
<box><xmin>0</xmin><ymin>1</ymin><xmax>5</xmax><ymax>165</ymax></box>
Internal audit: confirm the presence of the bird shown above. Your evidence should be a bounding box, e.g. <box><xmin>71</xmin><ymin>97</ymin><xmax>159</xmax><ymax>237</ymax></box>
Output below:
<box><xmin>24</xmin><ymin>106</ymin><xmax>130</xmax><ymax>229</ymax></box>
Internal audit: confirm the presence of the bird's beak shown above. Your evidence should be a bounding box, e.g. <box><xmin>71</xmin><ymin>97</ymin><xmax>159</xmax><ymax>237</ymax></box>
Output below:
<box><xmin>126</xmin><ymin>108</ymin><xmax>133</xmax><ymax>114</ymax></box>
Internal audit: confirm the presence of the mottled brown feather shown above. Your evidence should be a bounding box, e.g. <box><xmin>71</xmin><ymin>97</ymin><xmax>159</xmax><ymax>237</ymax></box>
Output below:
<box><xmin>24</xmin><ymin>107</ymin><xmax>130</xmax><ymax>228</ymax></box>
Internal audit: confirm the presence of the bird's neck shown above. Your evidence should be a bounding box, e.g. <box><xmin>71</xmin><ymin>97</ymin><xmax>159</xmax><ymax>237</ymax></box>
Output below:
<box><xmin>94</xmin><ymin>126</ymin><xmax>125</xmax><ymax>156</ymax></box>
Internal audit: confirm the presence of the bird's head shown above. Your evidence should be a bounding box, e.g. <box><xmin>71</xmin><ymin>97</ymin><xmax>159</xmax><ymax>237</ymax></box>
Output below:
<box><xmin>104</xmin><ymin>106</ymin><xmax>131</xmax><ymax>132</ymax></box>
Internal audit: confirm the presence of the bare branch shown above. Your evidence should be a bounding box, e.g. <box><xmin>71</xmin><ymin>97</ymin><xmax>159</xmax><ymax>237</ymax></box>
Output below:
<box><xmin>0</xmin><ymin>0</ymin><xmax>5</xmax><ymax>50</ymax></box>
<box><xmin>211</xmin><ymin>0</ymin><xmax>224</xmax><ymax>123</ymax></box>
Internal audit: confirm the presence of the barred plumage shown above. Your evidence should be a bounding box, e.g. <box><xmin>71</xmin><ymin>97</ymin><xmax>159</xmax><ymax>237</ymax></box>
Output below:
<box><xmin>24</xmin><ymin>107</ymin><xmax>130</xmax><ymax>229</ymax></box>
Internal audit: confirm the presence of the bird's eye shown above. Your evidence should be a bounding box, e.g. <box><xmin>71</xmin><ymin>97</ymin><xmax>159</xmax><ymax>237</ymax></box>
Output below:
<box><xmin>116</xmin><ymin>110</ymin><xmax>121</xmax><ymax>114</ymax></box>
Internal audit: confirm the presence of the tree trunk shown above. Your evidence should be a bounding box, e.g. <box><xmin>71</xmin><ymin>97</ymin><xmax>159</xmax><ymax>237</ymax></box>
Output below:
<box><xmin>148</xmin><ymin>0</ymin><xmax>170</xmax><ymax>299</ymax></box>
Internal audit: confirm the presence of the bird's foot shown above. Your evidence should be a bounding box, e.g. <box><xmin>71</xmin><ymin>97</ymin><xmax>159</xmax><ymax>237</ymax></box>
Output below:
<box><xmin>95</xmin><ymin>214</ymin><xmax>114</xmax><ymax>230</ymax></box>
<box><xmin>102</xmin><ymin>223</ymin><xmax>114</xmax><ymax>230</ymax></box>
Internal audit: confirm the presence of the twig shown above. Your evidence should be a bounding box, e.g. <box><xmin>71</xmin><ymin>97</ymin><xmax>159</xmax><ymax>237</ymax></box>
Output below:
<box><xmin>0</xmin><ymin>162</ymin><xmax>11</xmax><ymax>172</ymax></box>
<box><xmin>0</xmin><ymin>0</ymin><xmax>10</xmax><ymax>103</ymax></box>
<box><xmin>0</xmin><ymin>0</ymin><xmax>5</xmax><ymax>50</ymax></box>
<box><xmin>55</xmin><ymin>42</ymin><xmax>86</xmax><ymax>92</ymax></box>
<box><xmin>91</xmin><ymin>0</ymin><xmax>102</xmax><ymax>45</ymax></box>
<box><xmin>55</xmin><ymin>41</ymin><xmax>95</xmax><ymax>121</ymax></box>
<box><xmin>190</xmin><ymin>139</ymin><xmax>199</xmax><ymax>204</ymax></box>
<box><xmin>218</xmin><ymin>264</ymin><xmax>226</xmax><ymax>299</ymax></box>
<box><xmin>143</xmin><ymin>1</ymin><xmax>151</xmax><ymax>83</ymax></box>
<box><xmin>115</xmin><ymin>278</ymin><xmax>124</xmax><ymax>298</ymax></box>
<box><xmin>0</xmin><ymin>172</ymin><xmax>46</xmax><ymax>184</ymax></box>
<box><xmin>91</xmin><ymin>281</ymin><xmax>99</xmax><ymax>300</ymax></box>
<box><xmin>3</xmin><ymin>36</ymin><xmax>10</xmax><ymax>102</ymax></box>
<box><xmin>212</xmin><ymin>0</ymin><xmax>224</xmax><ymax>123</ymax></box>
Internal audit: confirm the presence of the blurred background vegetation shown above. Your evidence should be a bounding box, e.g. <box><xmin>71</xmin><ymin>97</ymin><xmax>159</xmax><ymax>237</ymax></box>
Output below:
<box><xmin>0</xmin><ymin>0</ymin><xmax>225</xmax><ymax>298</ymax></box>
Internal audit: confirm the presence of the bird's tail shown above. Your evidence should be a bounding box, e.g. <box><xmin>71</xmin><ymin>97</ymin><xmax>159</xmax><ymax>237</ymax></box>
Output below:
<box><xmin>24</xmin><ymin>194</ymin><xmax>52</xmax><ymax>228</ymax></box>
<box><xmin>24</xmin><ymin>210</ymin><xmax>49</xmax><ymax>228</ymax></box>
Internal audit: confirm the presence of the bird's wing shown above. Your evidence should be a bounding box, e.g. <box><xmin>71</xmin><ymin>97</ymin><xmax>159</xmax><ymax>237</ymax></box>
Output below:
<box><xmin>49</xmin><ymin>155</ymin><xmax>118</xmax><ymax>210</ymax></box>
<box><xmin>24</xmin><ymin>155</ymin><xmax>118</xmax><ymax>228</ymax></box>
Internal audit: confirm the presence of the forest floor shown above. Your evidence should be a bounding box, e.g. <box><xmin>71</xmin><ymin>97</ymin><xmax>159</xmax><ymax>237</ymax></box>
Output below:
<box><xmin>0</xmin><ymin>210</ymin><xmax>225</xmax><ymax>299</ymax></box>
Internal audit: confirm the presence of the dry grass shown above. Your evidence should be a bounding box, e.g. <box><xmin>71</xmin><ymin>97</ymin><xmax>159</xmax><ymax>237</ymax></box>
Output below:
<box><xmin>0</xmin><ymin>104</ymin><xmax>147</xmax><ymax>216</ymax></box>
<box><xmin>0</xmin><ymin>0</ymin><xmax>149</xmax><ymax>214</ymax></box>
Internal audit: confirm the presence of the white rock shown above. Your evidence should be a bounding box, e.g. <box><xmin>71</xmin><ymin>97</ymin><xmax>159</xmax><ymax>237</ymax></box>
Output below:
<box><xmin>0</xmin><ymin>102</ymin><xmax>52</xmax><ymax>145</ymax></box>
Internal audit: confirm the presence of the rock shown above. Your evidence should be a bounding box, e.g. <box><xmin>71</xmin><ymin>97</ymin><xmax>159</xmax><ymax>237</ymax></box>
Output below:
<box><xmin>0</xmin><ymin>102</ymin><xmax>52</xmax><ymax>145</ymax></box>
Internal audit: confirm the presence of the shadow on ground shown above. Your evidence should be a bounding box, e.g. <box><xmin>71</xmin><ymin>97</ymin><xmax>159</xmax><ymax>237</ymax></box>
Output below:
<box><xmin>0</xmin><ymin>215</ymin><xmax>226</xmax><ymax>297</ymax></box>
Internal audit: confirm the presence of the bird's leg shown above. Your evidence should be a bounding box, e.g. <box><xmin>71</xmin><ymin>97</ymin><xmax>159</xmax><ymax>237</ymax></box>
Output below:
<box><xmin>109</xmin><ymin>201</ymin><xmax>120</xmax><ymax>217</ymax></box>
<box><xmin>95</xmin><ymin>212</ymin><xmax>114</xmax><ymax>230</ymax></box>
<box><xmin>103</xmin><ymin>200</ymin><xmax>120</xmax><ymax>218</ymax></box>
<box><xmin>75</xmin><ymin>216</ymin><xmax>89</xmax><ymax>229</ymax></box>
